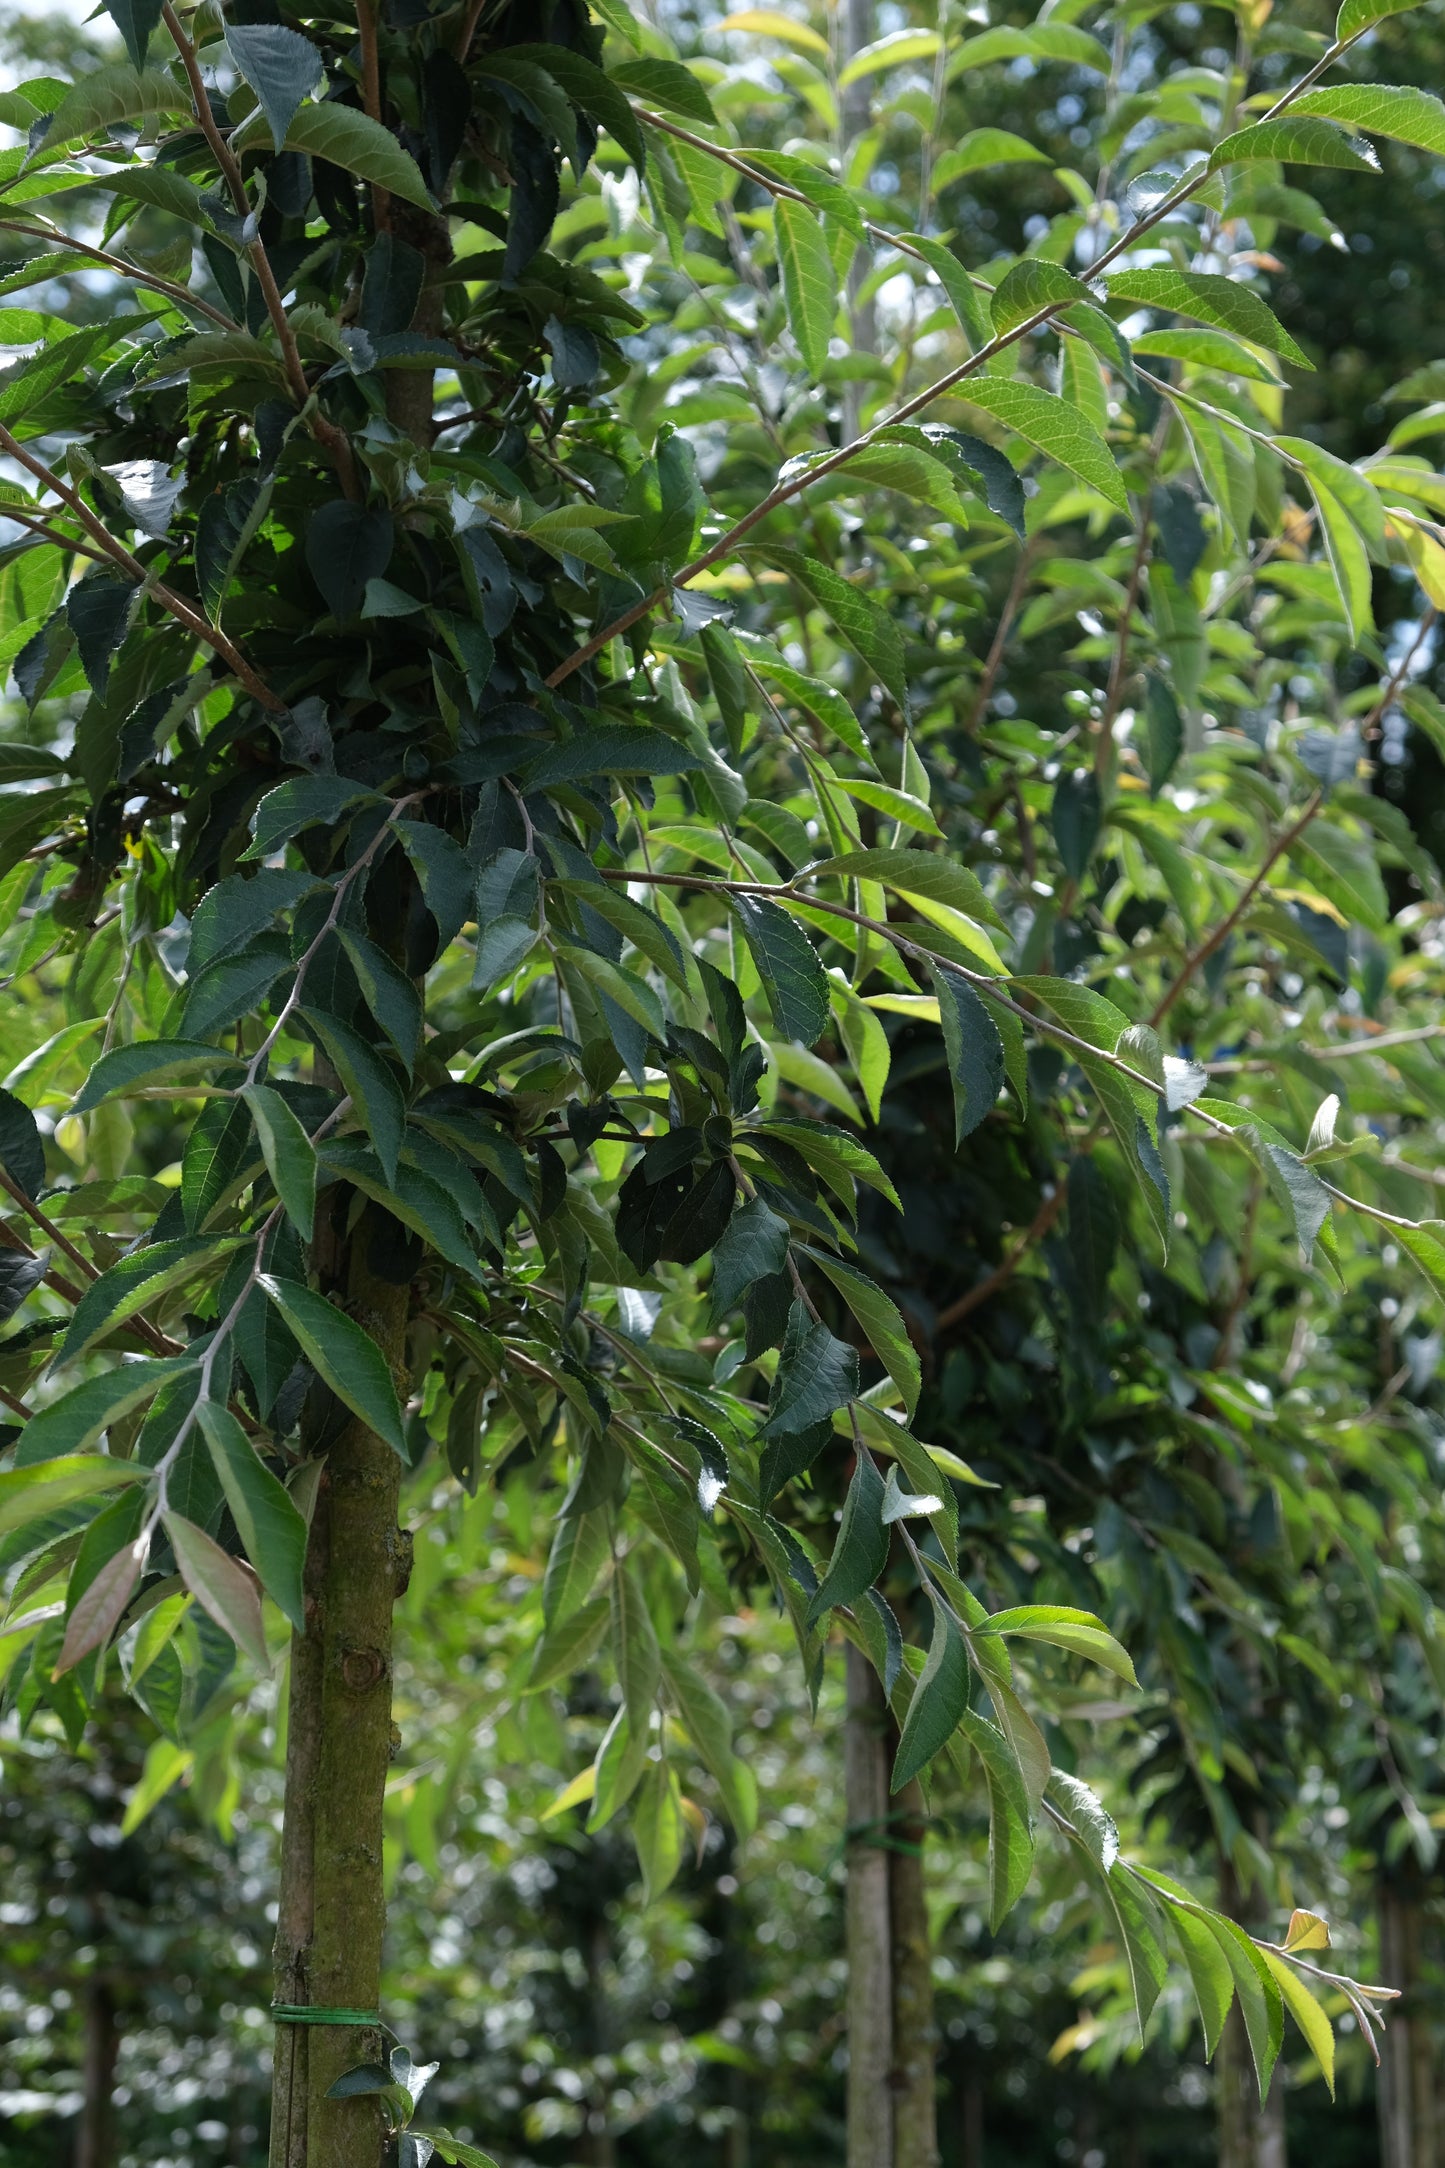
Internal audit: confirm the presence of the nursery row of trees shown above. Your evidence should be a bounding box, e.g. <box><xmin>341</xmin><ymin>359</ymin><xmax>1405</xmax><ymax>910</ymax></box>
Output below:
<box><xmin>1</xmin><ymin>0</ymin><xmax>1445</xmax><ymax>2160</ymax></box>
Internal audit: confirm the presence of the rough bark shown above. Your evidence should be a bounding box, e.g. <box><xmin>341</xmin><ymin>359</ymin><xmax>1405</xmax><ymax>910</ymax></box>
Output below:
<box><xmin>75</xmin><ymin>1977</ymin><xmax>118</xmax><ymax>2168</ymax></box>
<box><xmin>846</xmin><ymin>1642</ymin><xmax>894</xmax><ymax>2168</ymax></box>
<box><xmin>889</xmin><ymin>1779</ymin><xmax>939</xmax><ymax>2168</ymax></box>
<box><xmin>268</xmin><ymin>1208</ymin><xmax>410</xmax><ymax>2168</ymax></box>
<box><xmin>1378</xmin><ymin>1879</ymin><xmax>1439</xmax><ymax>2168</ymax></box>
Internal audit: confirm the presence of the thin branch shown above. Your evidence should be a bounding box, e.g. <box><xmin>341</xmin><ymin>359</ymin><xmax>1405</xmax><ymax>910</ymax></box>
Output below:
<box><xmin>0</xmin><ymin>218</ymin><xmax>242</xmax><ymax>331</ymax></box>
<box><xmin>1147</xmin><ymin>791</ymin><xmax>1323</xmax><ymax>1029</ymax></box>
<box><xmin>963</xmin><ymin>540</ymin><xmax>1034</xmax><ymax>736</ymax></box>
<box><xmin>932</xmin><ymin>1177</ymin><xmax>1071</xmax><ymax>1335</ymax></box>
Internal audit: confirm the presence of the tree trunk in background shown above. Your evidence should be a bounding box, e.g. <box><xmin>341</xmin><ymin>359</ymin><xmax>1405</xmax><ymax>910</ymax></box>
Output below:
<box><xmin>1216</xmin><ymin>2005</ymin><xmax>1287</xmax><ymax>2168</ymax></box>
<box><xmin>890</xmin><ymin>1778</ymin><xmax>939</xmax><ymax>2168</ymax></box>
<box><xmin>840</xmin><ymin>0</ymin><xmax>877</xmax><ymax>445</ymax></box>
<box><xmin>74</xmin><ymin>1978</ymin><xmax>118</xmax><ymax>2168</ymax></box>
<box><xmin>847</xmin><ymin>1643</ymin><xmax>894</xmax><ymax>2168</ymax></box>
<box><xmin>1216</xmin><ymin>1864</ymin><xmax>1287</xmax><ymax>2168</ymax></box>
<box><xmin>268</xmin><ymin>1210</ymin><xmax>410</xmax><ymax>2168</ymax></box>
<box><xmin>1378</xmin><ymin>1879</ymin><xmax>1439</xmax><ymax>2168</ymax></box>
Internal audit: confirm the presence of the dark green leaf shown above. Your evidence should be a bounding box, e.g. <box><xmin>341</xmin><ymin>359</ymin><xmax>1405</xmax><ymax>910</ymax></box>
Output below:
<box><xmin>225</xmin><ymin>23</ymin><xmax>324</xmax><ymax>155</ymax></box>
<box><xmin>892</xmin><ymin>1591</ymin><xmax>970</xmax><ymax>1787</ymax></box>
<box><xmin>197</xmin><ymin>1402</ymin><xmax>306</xmax><ymax>1631</ymax></box>
<box><xmin>806</xmin><ymin>1451</ymin><xmax>885</xmax><ymax>1626</ymax></box>
<box><xmin>258</xmin><ymin>1275</ymin><xmax>406</xmax><ymax>1457</ymax></box>
<box><xmin>731</xmin><ymin>895</ymin><xmax>829</xmax><ymax>1045</ymax></box>
<box><xmin>244</xmin><ymin>1083</ymin><xmax>317</xmax><ymax>1241</ymax></box>
<box><xmin>928</xmin><ymin>966</ymin><xmax>1005</xmax><ymax>1145</ymax></box>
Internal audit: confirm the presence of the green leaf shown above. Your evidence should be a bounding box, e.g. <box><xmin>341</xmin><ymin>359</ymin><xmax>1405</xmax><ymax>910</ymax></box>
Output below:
<box><xmin>955</xmin><ymin>377</ymin><xmax>1128</xmax><ymax>511</ymax></box>
<box><xmin>1164</xmin><ymin>1898</ymin><xmax>1237</xmax><ymax>2059</ymax></box>
<box><xmin>395</xmin><ymin>819</ymin><xmax>473</xmax><ymax>949</ymax></box>
<box><xmin>242</xmin><ymin>776</ymin><xmax>386</xmax><ymax>861</ymax></box>
<box><xmin>56</xmin><ymin>1530</ymin><xmax>146</xmax><ymax>1674</ymax></box>
<box><xmin>99</xmin><ymin>0</ymin><xmax>163</xmax><ymax>69</ymax></box>
<box><xmin>933</xmin><ymin>128</ymin><xmax>1051</xmax><ymax>181</ymax></box>
<box><xmin>302</xmin><ymin>1010</ymin><xmax>405</xmax><ymax>1185</ymax></box>
<box><xmin>258</xmin><ymin>1276</ymin><xmax>405</xmax><ymax>1458</ymax></box>
<box><xmin>958</xmin><ymin>1708</ymin><xmax>1036</xmax><ymax>1930</ymax></box>
<box><xmin>774</xmin><ymin>198</ymin><xmax>838</xmax><ymax>376</ymax></box>
<box><xmin>1131</xmin><ymin>326</ymin><xmax>1283</xmax><ymax>383</ymax></box>
<box><xmin>1338</xmin><ymin>0</ymin><xmax>1425</xmax><ymax>35</ymax></box>
<box><xmin>71</xmin><ymin>1039</ymin><xmax>241</xmax><ymax>1115</ymax></box>
<box><xmin>0</xmin><ymin>1085</ymin><xmax>43</xmax><ymax>1198</ymax></box>
<box><xmin>1260</xmin><ymin>1950</ymin><xmax>1336</xmax><ymax>2098</ymax></box>
<box><xmin>41</xmin><ymin>64</ymin><xmax>185</xmax><ymax>148</ymax></box>
<box><xmin>163</xmin><ymin>1510</ymin><xmax>270</xmax><ymax>1672</ymax></box>
<box><xmin>610</xmin><ymin>58</ymin><xmax>716</xmax><ymax>125</ymax></box>
<box><xmin>16</xmin><ymin>1358</ymin><xmax>194</xmax><ymax>1466</ymax></box>
<box><xmin>230</xmin><ymin>100</ymin><xmax>433</xmax><ymax>211</ymax></box>
<box><xmin>990</xmin><ymin>259</ymin><xmax>1096</xmax><ymax>336</ymax></box>
<box><xmin>632</xmin><ymin>1758</ymin><xmax>686</xmax><ymax>1902</ymax></box>
<box><xmin>661</xmin><ymin>1651</ymin><xmax>757</xmax><ymax>1837</ymax></box>
<box><xmin>336</xmin><ymin>930</ymin><xmax>423</xmax><ymax>1071</ymax></box>
<box><xmin>243</xmin><ymin>1084</ymin><xmax>317</xmax><ymax>1241</ymax></box>
<box><xmin>947</xmin><ymin>22</ymin><xmax>1110</xmax><ymax>73</ymax></box>
<box><xmin>0</xmin><ymin>1453</ymin><xmax>143</xmax><ymax>1539</ymax></box>
<box><xmin>1203</xmin><ymin>1915</ymin><xmax>1286</xmax><ymax>2101</ymax></box>
<box><xmin>1048</xmin><ymin>1770</ymin><xmax>1119</xmax><ymax>1871</ymax></box>
<box><xmin>1308</xmin><ymin>477</ymin><xmax>1374</xmax><ymax>638</ymax></box>
<box><xmin>806</xmin><ymin>1249</ymin><xmax>921</xmax><ymax>1417</ymax></box>
<box><xmin>56</xmin><ymin>1235</ymin><xmax>239</xmax><ymax>1367</ymax></box>
<box><xmin>612</xmin><ymin>1560</ymin><xmax>661</xmax><ymax>1731</ymax></box>
<box><xmin>1105</xmin><ymin>268</ymin><xmax>1311</xmax><ymax>369</ymax></box>
<box><xmin>1294</xmin><ymin>82</ymin><xmax>1445</xmax><ymax>156</ymax></box>
<box><xmin>225</xmin><ymin>23</ymin><xmax>324</xmax><ymax>155</ymax></box>
<box><xmin>892</xmin><ymin>1592</ymin><xmax>970</xmax><ymax>1787</ymax></box>
<box><xmin>762</xmin><ymin>1304</ymin><xmax>861</xmax><ymax>1442</ymax></box>
<box><xmin>528</xmin><ymin>1591</ymin><xmax>611</xmax><ymax>1689</ymax></box>
<box><xmin>838</xmin><ymin>26</ymin><xmax>941</xmax><ymax>84</ymax></box>
<box><xmin>806</xmin><ymin>1451</ymin><xmax>885</xmax><ymax>1626</ymax></box>
<box><xmin>197</xmin><ymin>1402</ymin><xmax>307</xmax><ymax>1632</ymax></box>
<box><xmin>981</xmin><ymin>1605</ymin><xmax>1138</xmax><ymax>1685</ymax></box>
<box><xmin>709</xmin><ymin>1196</ymin><xmax>791</xmax><ymax>1323</ymax></box>
<box><xmin>1208</xmin><ymin>115</ymin><xmax>1381</xmax><ymax>172</ymax></box>
<box><xmin>730</xmin><ymin>895</ymin><xmax>829</xmax><ymax>1045</ymax></box>
<box><xmin>928</xmin><ymin>966</ymin><xmax>1005</xmax><ymax>1145</ymax></box>
<box><xmin>810</xmin><ymin>847</ymin><xmax>1006</xmax><ymax>931</ymax></box>
<box><xmin>739</xmin><ymin>647</ymin><xmax>869</xmax><ymax>761</ymax></box>
<box><xmin>899</xmin><ymin>232</ymin><xmax>992</xmax><ymax>348</ymax></box>
<box><xmin>182</xmin><ymin>937</ymin><xmax>292</xmax><ymax>1042</ymax></box>
<box><xmin>756</xmin><ymin>548</ymin><xmax>910</xmax><ymax>708</ymax></box>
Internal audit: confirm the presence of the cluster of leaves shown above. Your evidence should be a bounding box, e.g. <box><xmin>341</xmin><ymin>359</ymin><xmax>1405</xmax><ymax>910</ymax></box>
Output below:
<box><xmin>5</xmin><ymin>0</ymin><xmax>1445</xmax><ymax>2125</ymax></box>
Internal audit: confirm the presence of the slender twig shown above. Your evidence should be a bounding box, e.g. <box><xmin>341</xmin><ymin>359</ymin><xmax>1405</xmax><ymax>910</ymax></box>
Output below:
<box><xmin>0</xmin><ymin>218</ymin><xmax>241</xmax><ymax>330</ymax></box>
<box><xmin>1147</xmin><ymin>792</ymin><xmax>1323</xmax><ymax>1029</ymax></box>
<box><xmin>963</xmin><ymin>542</ymin><xmax>1034</xmax><ymax>736</ymax></box>
<box><xmin>244</xmin><ymin>797</ymin><xmax>419</xmax><ymax>1084</ymax></box>
<box><xmin>933</xmin><ymin>1178</ymin><xmax>1071</xmax><ymax>1335</ymax></box>
<box><xmin>0</xmin><ymin>1382</ymin><xmax>35</xmax><ymax>1420</ymax></box>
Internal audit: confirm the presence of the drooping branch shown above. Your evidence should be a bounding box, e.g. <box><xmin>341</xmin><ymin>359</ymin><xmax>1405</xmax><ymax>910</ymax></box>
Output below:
<box><xmin>544</xmin><ymin>30</ymin><xmax>1363</xmax><ymax>688</ymax></box>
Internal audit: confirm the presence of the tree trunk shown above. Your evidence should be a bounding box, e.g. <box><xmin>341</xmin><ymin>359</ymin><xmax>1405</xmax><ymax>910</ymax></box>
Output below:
<box><xmin>847</xmin><ymin>1642</ymin><xmax>894</xmax><ymax>2168</ymax></box>
<box><xmin>890</xmin><ymin>1779</ymin><xmax>938</xmax><ymax>2168</ymax></box>
<box><xmin>1217</xmin><ymin>2005</ymin><xmax>1288</xmax><ymax>2168</ymax></box>
<box><xmin>268</xmin><ymin>1213</ymin><xmax>410</xmax><ymax>2168</ymax></box>
<box><xmin>840</xmin><ymin>0</ymin><xmax>876</xmax><ymax>445</ymax></box>
<box><xmin>74</xmin><ymin>1977</ymin><xmax>118</xmax><ymax>2168</ymax></box>
<box><xmin>1378</xmin><ymin>1880</ymin><xmax>1439</xmax><ymax>2168</ymax></box>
